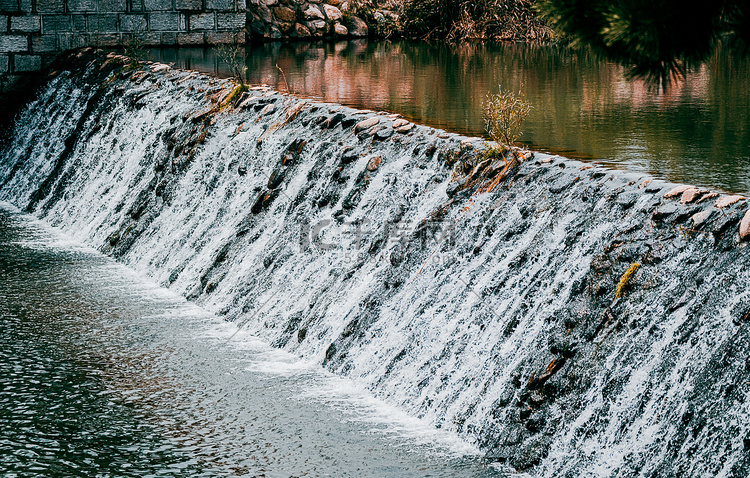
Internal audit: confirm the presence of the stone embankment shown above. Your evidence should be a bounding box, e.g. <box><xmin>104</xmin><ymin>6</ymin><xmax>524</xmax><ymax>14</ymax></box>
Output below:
<box><xmin>2</xmin><ymin>50</ymin><xmax>750</xmax><ymax>476</ymax></box>
<box><xmin>247</xmin><ymin>0</ymin><xmax>372</xmax><ymax>39</ymax></box>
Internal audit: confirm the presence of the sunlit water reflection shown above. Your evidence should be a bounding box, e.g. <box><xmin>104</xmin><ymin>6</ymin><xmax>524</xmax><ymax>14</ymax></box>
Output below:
<box><xmin>146</xmin><ymin>41</ymin><xmax>750</xmax><ymax>193</ymax></box>
<box><xmin>0</xmin><ymin>203</ymin><xmax>509</xmax><ymax>477</ymax></box>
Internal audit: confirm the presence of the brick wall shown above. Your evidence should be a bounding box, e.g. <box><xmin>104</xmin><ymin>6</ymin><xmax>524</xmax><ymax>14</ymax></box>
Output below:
<box><xmin>0</xmin><ymin>0</ymin><xmax>246</xmax><ymax>103</ymax></box>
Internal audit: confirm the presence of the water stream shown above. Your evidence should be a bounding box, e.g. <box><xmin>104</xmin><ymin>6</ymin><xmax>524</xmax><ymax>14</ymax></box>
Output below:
<box><xmin>1</xmin><ymin>51</ymin><xmax>749</xmax><ymax>477</ymax></box>
<box><xmin>145</xmin><ymin>41</ymin><xmax>750</xmax><ymax>194</ymax></box>
<box><xmin>0</xmin><ymin>202</ymin><xmax>503</xmax><ymax>477</ymax></box>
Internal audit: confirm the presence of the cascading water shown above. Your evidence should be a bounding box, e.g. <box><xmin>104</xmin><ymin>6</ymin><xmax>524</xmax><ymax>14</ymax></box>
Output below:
<box><xmin>1</xmin><ymin>50</ymin><xmax>749</xmax><ymax>477</ymax></box>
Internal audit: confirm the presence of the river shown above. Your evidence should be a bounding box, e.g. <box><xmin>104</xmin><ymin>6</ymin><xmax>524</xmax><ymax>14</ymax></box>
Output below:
<box><xmin>0</xmin><ymin>202</ymin><xmax>506</xmax><ymax>477</ymax></box>
<box><xmin>146</xmin><ymin>41</ymin><xmax>750</xmax><ymax>194</ymax></box>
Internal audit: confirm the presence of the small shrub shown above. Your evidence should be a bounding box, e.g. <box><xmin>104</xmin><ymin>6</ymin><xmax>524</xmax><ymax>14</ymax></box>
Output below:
<box><xmin>401</xmin><ymin>0</ymin><xmax>550</xmax><ymax>41</ymax></box>
<box><xmin>217</xmin><ymin>30</ymin><xmax>249</xmax><ymax>86</ymax></box>
<box><xmin>483</xmin><ymin>86</ymin><xmax>532</xmax><ymax>150</ymax></box>
<box><xmin>124</xmin><ymin>17</ymin><xmax>148</xmax><ymax>69</ymax></box>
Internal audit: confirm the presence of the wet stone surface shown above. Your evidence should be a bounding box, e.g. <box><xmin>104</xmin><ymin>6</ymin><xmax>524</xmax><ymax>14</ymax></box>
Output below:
<box><xmin>1</xmin><ymin>50</ymin><xmax>749</xmax><ymax>477</ymax></box>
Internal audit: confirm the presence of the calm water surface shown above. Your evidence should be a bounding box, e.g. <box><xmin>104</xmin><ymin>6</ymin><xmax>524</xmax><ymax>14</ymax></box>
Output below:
<box><xmin>0</xmin><ymin>203</ymin><xmax>507</xmax><ymax>477</ymax></box>
<box><xmin>146</xmin><ymin>41</ymin><xmax>750</xmax><ymax>193</ymax></box>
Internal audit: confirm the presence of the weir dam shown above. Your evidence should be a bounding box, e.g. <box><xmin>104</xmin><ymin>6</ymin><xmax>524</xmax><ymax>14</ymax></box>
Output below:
<box><xmin>1</xmin><ymin>50</ymin><xmax>749</xmax><ymax>476</ymax></box>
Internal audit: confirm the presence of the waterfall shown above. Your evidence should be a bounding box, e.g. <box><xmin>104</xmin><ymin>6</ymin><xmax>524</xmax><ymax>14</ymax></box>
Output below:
<box><xmin>1</xmin><ymin>50</ymin><xmax>749</xmax><ymax>477</ymax></box>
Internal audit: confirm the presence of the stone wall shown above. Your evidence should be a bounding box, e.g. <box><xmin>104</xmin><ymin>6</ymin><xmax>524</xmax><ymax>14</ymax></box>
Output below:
<box><xmin>0</xmin><ymin>0</ymin><xmax>246</xmax><ymax>108</ymax></box>
<box><xmin>246</xmin><ymin>0</ymin><xmax>369</xmax><ymax>40</ymax></box>
<box><xmin>0</xmin><ymin>0</ymin><xmax>385</xmax><ymax>121</ymax></box>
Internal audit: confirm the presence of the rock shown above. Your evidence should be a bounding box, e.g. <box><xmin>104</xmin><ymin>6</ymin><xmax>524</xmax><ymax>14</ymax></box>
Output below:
<box><xmin>340</xmin><ymin>115</ymin><xmax>358</xmax><ymax>128</ymax></box>
<box><xmin>715</xmin><ymin>195</ymin><xmax>745</xmax><ymax>209</ymax></box>
<box><xmin>303</xmin><ymin>4</ymin><xmax>325</xmax><ymax>20</ymax></box>
<box><xmin>691</xmin><ymin>209</ymin><xmax>716</xmax><ymax>228</ymax></box>
<box><xmin>306</xmin><ymin>19</ymin><xmax>327</xmax><ymax>34</ymax></box>
<box><xmin>664</xmin><ymin>184</ymin><xmax>693</xmax><ymax>198</ymax></box>
<box><xmin>322</xmin><ymin>112</ymin><xmax>345</xmax><ymax>129</ymax></box>
<box><xmin>362</xmin><ymin>124</ymin><xmax>386</xmax><ymax>138</ymax></box>
<box><xmin>697</xmin><ymin>192</ymin><xmax>719</xmax><ymax>203</ymax></box>
<box><xmin>273</xmin><ymin>5</ymin><xmax>295</xmax><ymax>22</ymax></box>
<box><xmin>256</xmin><ymin>3</ymin><xmax>273</xmax><ymax>23</ymax></box>
<box><xmin>713</xmin><ymin>211</ymin><xmax>742</xmax><ymax>235</ymax></box>
<box><xmin>333</xmin><ymin>23</ymin><xmax>348</xmax><ymax>36</ymax></box>
<box><xmin>392</xmin><ymin>118</ymin><xmax>409</xmax><ymax>128</ymax></box>
<box><xmin>260</xmin><ymin>104</ymin><xmax>276</xmax><ymax>115</ymax></box>
<box><xmin>396</xmin><ymin>123</ymin><xmax>414</xmax><ymax>133</ymax></box>
<box><xmin>366</xmin><ymin>156</ymin><xmax>382</xmax><ymax>171</ymax></box>
<box><xmin>680</xmin><ymin>188</ymin><xmax>705</xmax><ymax>204</ymax></box>
<box><xmin>292</xmin><ymin>22</ymin><xmax>311</xmax><ymax>37</ymax></box>
<box><xmin>373</xmin><ymin>11</ymin><xmax>385</xmax><ymax>23</ymax></box>
<box><xmin>653</xmin><ymin>203</ymin><xmax>679</xmax><ymax>221</ymax></box>
<box><xmin>741</xmin><ymin>210</ymin><xmax>750</xmax><ymax>241</ymax></box>
<box><xmin>354</xmin><ymin>116</ymin><xmax>378</xmax><ymax>132</ymax></box>
<box><xmin>346</xmin><ymin>15</ymin><xmax>368</xmax><ymax>37</ymax></box>
<box><xmin>375</xmin><ymin>128</ymin><xmax>393</xmax><ymax>140</ymax></box>
<box><xmin>263</xmin><ymin>0</ymin><xmax>277</xmax><ymax>5</ymax></box>
<box><xmin>268</xmin><ymin>25</ymin><xmax>282</xmax><ymax>38</ymax></box>
<box><xmin>549</xmin><ymin>176</ymin><xmax>577</xmax><ymax>194</ymax></box>
<box><xmin>323</xmin><ymin>3</ymin><xmax>343</xmax><ymax>21</ymax></box>
<box><xmin>639</xmin><ymin>179</ymin><xmax>652</xmax><ymax>189</ymax></box>
<box><xmin>278</xmin><ymin>21</ymin><xmax>294</xmax><ymax>34</ymax></box>
<box><xmin>615</xmin><ymin>192</ymin><xmax>638</xmax><ymax>209</ymax></box>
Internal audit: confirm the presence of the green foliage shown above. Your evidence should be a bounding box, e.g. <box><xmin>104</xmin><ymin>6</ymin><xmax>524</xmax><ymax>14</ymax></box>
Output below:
<box><xmin>221</xmin><ymin>83</ymin><xmax>249</xmax><ymax>110</ymax></box>
<box><xmin>481</xmin><ymin>143</ymin><xmax>507</xmax><ymax>161</ymax></box>
<box><xmin>483</xmin><ymin>86</ymin><xmax>532</xmax><ymax>148</ymax></box>
<box><xmin>401</xmin><ymin>0</ymin><xmax>550</xmax><ymax>41</ymax></box>
<box><xmin>537</xmin><ymin>0</ymin><xmax>750</xmax><ymax>85</ymax></box>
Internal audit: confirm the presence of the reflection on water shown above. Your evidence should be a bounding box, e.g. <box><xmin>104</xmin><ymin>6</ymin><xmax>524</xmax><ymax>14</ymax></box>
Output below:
<box><xmin>0</xmin><ymin>203</ymin><xmax>507</xmax><ymax>477</ymax></box>
<box><xmin>146</xmin><ymin>41</ymin><xmax>750</xmax><ymax>193</ymax></box>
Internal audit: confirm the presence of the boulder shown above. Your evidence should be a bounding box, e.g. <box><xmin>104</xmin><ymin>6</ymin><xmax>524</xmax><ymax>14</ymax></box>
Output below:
<box><xmin>303</xmin><ymin>4</ymin><xmax>325</xmax><ymax>20</ymax></box>
<box><xmin>691</xmin><ymin>209</ymin><xmax>715</xmax><ymax>228</ymax></box>
<box><xmin>375</xmin><ymin>128</ymin><xmax>393</xmax><ymax>140</ymax></box>
<box><xmin>715</xmin><ymin>194</ymin><xmax>745</xmax><ymax>209</ymax></box>
<box><xmin>333</xmin><ymin>23</ymin><xmax>348</xmax><ymax>36</ymax></box>
<box><xmin>346</xmin><ymin>15</ymin><xmax>368</xmax><ymax>37</ymax></box>
<box><xmin>396</xmin><ymin>123</ymin><xmax>414</xmax><ymax>133</ymax></box>
<box><xmin>392</xmin><ymin>118</ymin><xmax>409</xmax><ymax>128</ymax></box>
<box><xmin>257</xmin><ymin>3</ymin><xmax>273</xmax><ymax>23</ymax></box>
<box><xmin>274</xmin><ymin>6</ymin><xmax>296</xmax><ymax>22</ymax></box>
<box><xmin>680</xmin><ymin>188</ymin><xmax>704</xmax><ymax>204</ymax></box>
<box><xmin>322</xmin><ymin>3</ymin><xmax>343</xmax><ymax>21</ymax></box>
<box><xmin>306</xmin><ymin>19</ymin><xmax>327</xmax><ymax>35</ymax></box>
<box><xmin>354</xmin><ymin>117</ymin><xmax>378</xmax><ymax>132</ymax></box>
<box><xmin>663</xmin><ymin>184</ymin><xmax>693</xmax><ymax>198</ymax></box>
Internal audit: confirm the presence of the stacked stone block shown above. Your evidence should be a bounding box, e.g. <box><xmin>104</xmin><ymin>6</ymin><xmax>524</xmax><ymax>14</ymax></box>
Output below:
<box><xmin>1</xmin><ymin>0</ymin><xmax>247</xmax><ymax>98</ymax></box>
